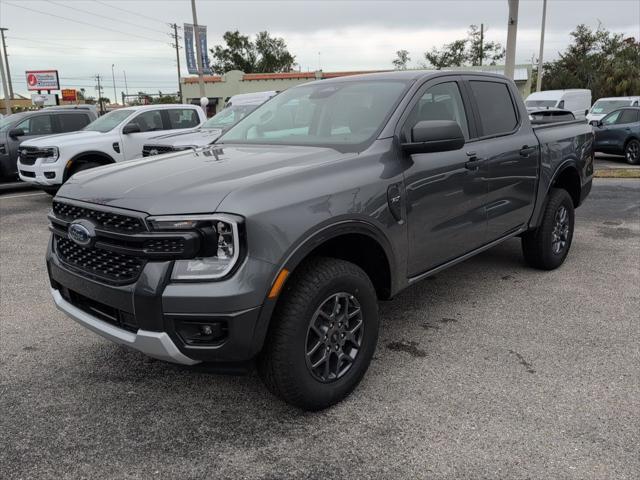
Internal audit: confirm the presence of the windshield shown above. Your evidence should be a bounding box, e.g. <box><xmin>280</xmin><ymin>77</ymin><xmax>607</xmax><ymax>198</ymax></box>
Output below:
<box><xmin>219</xmin><ymin>80</ymin><xmax>410</xmax><ymax>152</ymax></box>
<box><xmin>83</xmin><ymin>109</ymin><xmax>135</xmax><ymax>132</ymax></box>
<box><xmin>202</xmin><ymin>104</ymin><xmax>260</xmax><ymax>130</ymax></box>
<box><xmin>525</xmin><ymin>100</ymin><xmax>558</xmax><ymax>108</ymax></box>
<box><xmin>590</xmin><ymin>100</ymin><xmax>631</xmax><ymax>115</ymax></box>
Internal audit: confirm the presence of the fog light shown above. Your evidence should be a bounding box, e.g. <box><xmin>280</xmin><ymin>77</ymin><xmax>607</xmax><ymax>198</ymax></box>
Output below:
<box><xmin>175</xmin><ymin>320</ymin><xmax>228</xmax><ymax>345</ymax></box>
<box><xmin>44</xmin><ymin>171</ymin><xmax>55</xmax><ymax>179</ymax></box>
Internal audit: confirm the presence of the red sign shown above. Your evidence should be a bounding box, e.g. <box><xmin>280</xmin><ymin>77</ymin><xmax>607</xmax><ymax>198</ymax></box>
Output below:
<box><xmin>25</xmin><ymin>70</ymin><xmax>60</xmax><ymax>91</ymax></box>
<box><xmin>61</xmin><ymin>89</ymin><xmax>77</xmax><ymax>102</ymax></box>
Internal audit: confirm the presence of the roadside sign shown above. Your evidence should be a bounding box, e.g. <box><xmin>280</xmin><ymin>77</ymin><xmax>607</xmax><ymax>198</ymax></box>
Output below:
<box><xmin>31</xmin><ymin>93</ymin><xmax>58</xmax><ymax>106</ymax></box>
<box><xmin>61</xmin><ymin>89</ymin><xmax>77</xmax><ymax>102</ymax></box>
<box><xmin>25</xmin><ymin>70</ymin><xmax>60</xmax><ymax>91</ymax></box>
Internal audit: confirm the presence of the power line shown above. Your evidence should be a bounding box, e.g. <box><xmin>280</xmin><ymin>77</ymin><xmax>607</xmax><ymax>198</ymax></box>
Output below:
<box><xmin>45</xmin><ymin>0</ymin><xmax>168</xmax><ymax>35</ymax></box>
<box><xmin>92</xmin><ymin>0</ymin><xmax>169</xmax><ymax>26</ymax></box>
<box><xmin>3</xmin><ymin>1</ymin><xmax>168</xmax><ymax>44</ymax></box>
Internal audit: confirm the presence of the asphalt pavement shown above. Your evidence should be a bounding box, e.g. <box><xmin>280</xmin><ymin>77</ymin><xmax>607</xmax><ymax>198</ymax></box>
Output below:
<box><xmin>1</xmin><ymin>180</ymin><xmax>639</xmax><ymax>479</ymax></box>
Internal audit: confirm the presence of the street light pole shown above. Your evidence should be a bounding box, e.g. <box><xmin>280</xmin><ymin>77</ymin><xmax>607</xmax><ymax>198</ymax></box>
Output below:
<box><xmin>111</xmin><ymin>64</ymin><xmax>117</xmax><ymax>106</ymax></box>
<box><xmin>190</xmin><ymin>0</ymin><xmax>206</xmax><ymax>99</ymax></box>
<box><xmin>0</xmin><ymin>43</ymin><xmax>10</xmax><ymax>115</ymax></box>
<box><xmin>536</xmin><ymin>0</ymin><xmax>548</xmax><ymax>92</ymax></box>
<box><xmin>0</xmin><ymin>28</ymin><xmax>14</xmax><ymax>99</ymax></box>
<box><xmin>504</xmin><ymin>0</ymin><xmax>520</xmax><ymax>80</ymax></box>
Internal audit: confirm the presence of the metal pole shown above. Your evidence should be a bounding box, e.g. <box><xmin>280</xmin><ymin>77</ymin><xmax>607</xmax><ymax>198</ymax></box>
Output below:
<box><xmin>172</xmin><ymin>23</ymin><xmax>183</xmax><ymax>103</ymax></box>
<box><xmin>96</xmin><ymin>74</ymin><xmax>104</xmax><ymax>114</ymax></box>
<box><xmin>123</xmin><ymin>70</ymin><xmax>129</xmax><ymax>95</ymax></box>
<box><xmin>0</xmin><ymin>44</ymin><xmax>10</xmax><ymax>115</ymax></box>
<box><xmin>504</xmin><ymin>0</ymin><xmax>519</xmax><ymax>80</ymax></box>
<box><xmin>190</xmin><ymin>0</ymin><xmax>206</xmax><ymax>98</ymax></box>
<box><xmin>0</xmin><ymin>28</ymin><xmax>14</xmax><ymax>99</ymax></box>
<box><xmin>111</xmin><ymin>64</ymin><xmax>117</xmax><ymax>105</ymax></box>
<box><xmin>536</xmin><ymin>0</ymin><xmax>547</xmax><ymax>92</ymax></box>
<box><xmin>479</xmin><ymin>23</ymin><xmax>484</xmax><ymax>66</ymax></box>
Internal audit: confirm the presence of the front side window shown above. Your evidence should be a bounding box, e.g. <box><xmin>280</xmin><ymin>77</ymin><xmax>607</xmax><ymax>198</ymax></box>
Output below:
<box><xmin>17</xmin><ymin>115</ymin><xmax>53</xmax><ymax>135</ymax></box>
<box><xmin>219</xmin><ymin>80</ymin><xmax>410</xmax><ymax>152</ymax></box>
<box><xmin>57</xmin><ymin>113</ymin><xmax>91</xmax><ymax>132</ymax></box>
<box><xmin>127</xmin><ymin>110</ymin><xmax>163</xmax><ymax>132</ymax></box>
<box><xmin>602</xmin><ymin>110</ymin><xmax>622</xmax><ymax>125</ymax></box>
<box><xmin>167</xmin><ymin>109</ymin><xmax>200</xmax><ymax>129</ymax></box>
<box><xmin>403</xmin><ymin>81</ymin><xmax>470</xmax><ymax>141</ymax></box>
<box><xmin>84</xmin><ymin>109</ymin><xmax>135</xmax><ymax>132</ymax></box>
<box><xmin>470</xmin><ymin>81</ymin><xmax>518</xmax><ymax>136</ymax></box>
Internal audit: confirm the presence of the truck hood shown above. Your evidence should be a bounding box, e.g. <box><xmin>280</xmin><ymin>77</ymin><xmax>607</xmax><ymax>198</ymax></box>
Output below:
<box><xmin>57</xmin><ymin>144</ymin><xmax>352</xmax><ymax>215</ymax></box>
<box><xmin>20</xmin><ymin>130</ymin><xmax>105</xmax><ymax>148</ymax></box>
<box><xmin>145</xmin><ymin>128</ymin><xmax>223</xmax><ymax>148</ymax></box>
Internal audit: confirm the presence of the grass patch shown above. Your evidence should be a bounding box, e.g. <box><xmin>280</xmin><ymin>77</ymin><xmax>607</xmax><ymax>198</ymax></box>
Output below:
<box><xmin>594</xmin><ymin>169</ymin><xmax>640</xmax><ymax>178</ymax></box>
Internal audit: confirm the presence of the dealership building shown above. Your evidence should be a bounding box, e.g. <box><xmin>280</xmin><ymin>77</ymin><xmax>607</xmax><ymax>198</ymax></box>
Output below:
<box><xmin>181</xmin><ymin>64</ymin><xmax>533</xmax><ymax>115</ymax></box>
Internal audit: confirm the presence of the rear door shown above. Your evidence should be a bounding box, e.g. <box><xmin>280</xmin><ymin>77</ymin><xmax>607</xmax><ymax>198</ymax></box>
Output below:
<box><xmin>54</xmin><ymin>113</ymin><xmax>92</xmax><ymax>133</ymax></box>
<box><xmin>399</xmin><ymin>76</ymin><xmax>488</xmax><ymax>275</ymax></box>
<box><xmin>463</xmin><ymin>75</ymin><xmax>539</xmax><ymax>240</ymax></box>
<box><xmin>164</xmin><ymin>108</ymin><xmax>201</xmax><ymax>130</ymax></box>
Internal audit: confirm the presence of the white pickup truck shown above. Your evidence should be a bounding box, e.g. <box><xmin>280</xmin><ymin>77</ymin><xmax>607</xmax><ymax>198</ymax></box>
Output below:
<box><xmin>17</xmin><ymin>104</ymin><xmax>205</xmax><ymax>194</ymax></box>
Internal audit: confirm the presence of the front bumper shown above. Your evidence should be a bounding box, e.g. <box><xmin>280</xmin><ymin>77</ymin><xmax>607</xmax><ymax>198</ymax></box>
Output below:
<box><xmin>47</xmin><ymin>238</ymin><xmax>277</xmax><ymax>364</ymax></box>
<box><xmin>17</xmin><ymin>158</ymin><xmax>63</xmax><ymax>186</ymax></box>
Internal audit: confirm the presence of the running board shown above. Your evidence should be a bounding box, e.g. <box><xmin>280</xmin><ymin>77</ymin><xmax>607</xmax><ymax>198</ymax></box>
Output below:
<box><xmin>407</xmin><ymin>226</ymin><xmax>527</xmax><ymax>285</ymax></box>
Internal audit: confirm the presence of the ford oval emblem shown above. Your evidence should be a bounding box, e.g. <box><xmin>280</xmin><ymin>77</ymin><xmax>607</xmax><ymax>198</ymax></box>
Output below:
<box><xmin>68</xmin><ymin>221</ymin><xmax>94</xmax><ymax>247</ymax></box>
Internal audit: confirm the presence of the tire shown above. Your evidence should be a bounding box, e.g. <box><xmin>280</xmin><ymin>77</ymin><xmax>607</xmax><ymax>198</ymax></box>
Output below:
<box><xmin>258</xmin><ymin>257</ymin><xmax>379</xmax><ymax>411</ymax></box>
<box><xmin>42</xmin><ymin>186</ymin><xmax>59</xmax><ymax>197</ymax></box>
<box><xmin>522</xmin><ymin>188</ymin><xmax>575</xmax><ymax>270</ymax></box>
<box><xmin>625</xmin><ymin>139</ymin><xmax>640</xmax><ymax>165</ymax></box>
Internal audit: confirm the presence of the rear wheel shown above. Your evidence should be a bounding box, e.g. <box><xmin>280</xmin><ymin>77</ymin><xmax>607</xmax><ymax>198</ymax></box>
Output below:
<box><xmin>522</xmin><ymin>188</ymin><xmax>575</xmax><ymax>270</ymax></box>
<box><xmin>258</xmin><ymin>257</ymin><xmax>379</xmax><ymax>411</ymax></box>
<box><xmin>625</xmin><ymin>139</ymin><xmax>640</xmax><ymax>165</ymax></box>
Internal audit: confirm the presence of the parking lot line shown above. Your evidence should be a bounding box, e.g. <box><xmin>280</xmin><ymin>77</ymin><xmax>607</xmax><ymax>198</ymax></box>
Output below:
<box><xmin>0</xmin><ymin>192</ymin><xmax>48</xmax><ymax>200</ymax></box>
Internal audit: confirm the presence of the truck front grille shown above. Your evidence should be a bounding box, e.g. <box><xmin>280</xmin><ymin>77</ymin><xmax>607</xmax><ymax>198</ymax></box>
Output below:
<box><xmin>19</xmin><ymin>146</ymin><xmax>56</xmax><ymax>166</ymax></box>
<box><xmin>142</xmin><ymin>145</ymin><xmax>177</xmax><ymax>157</ymax></box>
<box><xmin>53</xmin><ymin>201</ymin><xmax>145</xmax><ymax>233</ymax></box>
<box><xmin>55</xmin><ymin>236</ymin><xmax>145</xmax><ymax>284</ymax></box>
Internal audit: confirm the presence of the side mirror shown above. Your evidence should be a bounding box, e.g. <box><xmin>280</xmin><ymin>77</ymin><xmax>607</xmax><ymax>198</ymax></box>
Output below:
<box><xmin>122</xmin><ymin>123</ymin><xmax>141</xmax><ymax>134</ymax></box>
<box><xmin>596</xmin><ymin>120</ymin><xmax>603</xmax><ymax>127</ymax></box>
<box><xmin>402</xmin><ymin>120</ymin><xmax>465</xmax><ymax>154</ymax></box>
<box><xmin>8</xmin><ymin>128</ymin><xmax>25</xmax><ymax>138</ymax></box>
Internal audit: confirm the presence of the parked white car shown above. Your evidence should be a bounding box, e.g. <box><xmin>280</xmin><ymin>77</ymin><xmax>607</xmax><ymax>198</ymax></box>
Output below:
<box><xmin>17</xmin><ymin>104</ymin><xmax>205</xmax><ymax>193</ymax></box>
<box><xmin>586</xmin><ymin>96</ymin><xmax>640</xmax><ymax>124</ymax></box>
<box><xmin>525</xmin><ymin>89</ymin><xmax>592</xmax><ymax>120</ymax></box>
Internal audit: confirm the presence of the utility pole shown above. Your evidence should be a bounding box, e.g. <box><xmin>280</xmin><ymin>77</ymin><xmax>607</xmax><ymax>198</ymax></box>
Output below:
<box><xmin>95</xmin><ymin>74</ymin><xmax>104</xmax><ymax>115</ymax></box>
<box><xmin>190</xmin><ymin>0</ymin><xmax>206</xmax><ymax>98</ymax></box>
<box><xmin>536</xmin><ymin>0</ymin><xmax>548</xmax><ymax>92</ymax></box>
<box><xmin>0</xmin><ymin>28</ymin><xmax>14</xmax><ymax>99</ymax></box>
<box><xmin>111</xmin><ymin>64</ymin><xmax>117</xmax><ymax>105</ymax></box>
<box><xmin>479</xmin><ymin>23</ymin><xmax>484</xmax><ymax>66</ymax></box>
<box><xmin>504</xmin><ymin>0</ymin><xmax>519</xmax><ymax>80</ymax></box>
<box><xmin>123</xmin><ymin>70</ymin><xmax>129</xmax><ymax>95</ymax></box>
<box><xmin>169</xmin><ymin>23</ymin><xmax>183</xmax><ymax>102</ymax></box>
<box><xmin>0</xmin><ymin>43</ymin><xmax>10</xmax><ymax>115</ymax></box>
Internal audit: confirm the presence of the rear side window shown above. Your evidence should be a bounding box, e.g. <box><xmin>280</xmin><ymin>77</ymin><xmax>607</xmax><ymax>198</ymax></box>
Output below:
<box><xmin>617</xmin><ymin>109</ymin><xmax>639</xmax><ymax>124</ymax></box>
<box><xmin>167</xmin><ymin>109</ymin><xmax>200</xmax><ymax>129</ymax></box>
<box><xmin>128</xmin><ymin>110</ymin><xmax>164</xmax><ymax>132</ymax></box>
<box><xmin>469</xmin><ymin>81</ymin><xmax>518</xmax><ymax>136</ymax></box>
<box><xmin>57</xmin><ymin>113</ymin><xmax>91</xmax><ymax>132</ymax></box>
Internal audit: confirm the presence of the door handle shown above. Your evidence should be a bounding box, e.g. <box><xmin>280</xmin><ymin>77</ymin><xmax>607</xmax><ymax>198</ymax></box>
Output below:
<box><xmin>520</xmin><ymin>145</ymin><xmax>537</xmax><ymax>157</ymax></box>
<box><xmin>465</xmin><ymin>151</ymin><xmax>483</xmax><ymax>170</ymax></box>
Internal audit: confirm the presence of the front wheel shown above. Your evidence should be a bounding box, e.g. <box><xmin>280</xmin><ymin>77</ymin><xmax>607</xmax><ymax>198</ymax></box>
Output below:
<box><xmin>522</xmin><ymin>188</ymin><xmax>575</xmax><ymax>270</ymax></box>
<box><xmin>258</xmin><ymin>257</ymin><xmax>379</xmax><ymax>411</ymax></box>
<box><xmin>625</xmin><ymin>139</ymin><xmax>640</xmax><ymax>165</ymax></box>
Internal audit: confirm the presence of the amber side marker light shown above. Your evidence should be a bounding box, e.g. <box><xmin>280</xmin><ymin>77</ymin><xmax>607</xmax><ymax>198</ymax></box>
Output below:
<box><xmin>268</xmin><ymin>268</ymin><xmax>290</xmax><ymax>299</ymax></box>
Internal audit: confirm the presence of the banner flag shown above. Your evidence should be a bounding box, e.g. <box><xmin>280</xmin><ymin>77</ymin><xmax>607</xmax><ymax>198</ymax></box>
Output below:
<box><xmin>183</xmin><ymin>23</ymin><xmax>198</xmax><ymax>75</ymax></box>
<box><xmin>196</xmin><ymin>25</ymin><xmax>212</xmax><ymax>74</ymax></box>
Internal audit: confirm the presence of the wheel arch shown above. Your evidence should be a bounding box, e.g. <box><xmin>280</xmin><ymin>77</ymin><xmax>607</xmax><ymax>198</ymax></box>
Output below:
<box><xmin>63</xmin><ymin>151</ymin><xmax>115</xmax><ymax>181</ymax></box>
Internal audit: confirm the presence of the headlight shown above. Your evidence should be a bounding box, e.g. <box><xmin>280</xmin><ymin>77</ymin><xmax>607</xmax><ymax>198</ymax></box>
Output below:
<box><xmin>147</xmin><ymin>214</ymin><xmax>241</xmax><ymax>281</ymax></box>
<box><xmin>40</xmin><ymin>147</ymin><xmax>60</xmax><ymax>164</ymax></box>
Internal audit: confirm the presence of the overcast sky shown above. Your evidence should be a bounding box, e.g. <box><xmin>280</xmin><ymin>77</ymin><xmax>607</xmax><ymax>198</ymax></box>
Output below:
<box><xmin>1</xmin><ymin>0</ymin><xmax>639</xmax><ymax>101</ymax></box>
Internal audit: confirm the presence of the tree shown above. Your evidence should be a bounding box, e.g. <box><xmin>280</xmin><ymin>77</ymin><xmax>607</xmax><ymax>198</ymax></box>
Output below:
<box><xmin>422</xmin><ymin>24</ymin><xmax>504</xmax><ymax>69</ymax></box>
<box><xmin>98</xmin><ymin>97</ymin><xmax>110</xmax><ymax>105</ymax></box>
<box><xmin>392</xmin><ymin>50</ymin><xmax>411</xmax><ymax>70</ymax></box>
<box><xmin>210</xmin><ymin>30</ymin><xmax>296</xmax><ymax>74</ymax></box>
<box><xmin>538</xmin><ymin>24</ymin><xmax>640</xmax><ymax>99</ymax></box>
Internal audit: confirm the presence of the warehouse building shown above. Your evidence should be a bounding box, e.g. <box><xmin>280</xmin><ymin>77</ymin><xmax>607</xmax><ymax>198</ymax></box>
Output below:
<box><xmin>181</xmin><ymin>65</ymin><xmax>532</xmax><ymax>115</ymax></box>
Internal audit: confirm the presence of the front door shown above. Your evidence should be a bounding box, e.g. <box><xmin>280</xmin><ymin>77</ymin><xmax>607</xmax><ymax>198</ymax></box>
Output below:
<box><xmin>464</xmin><ymin>77</ymin><xmax>538</xmax><ymax>240</ymax></box>
<box><xmin>400</xmin><ymin>78</ymin><xmax>488</xmax><ymax>276</ymax></box>
<box><xmin>120</xmin><ymin>109</ymin><xmax>166</xmax><ymax>159</ymax></box>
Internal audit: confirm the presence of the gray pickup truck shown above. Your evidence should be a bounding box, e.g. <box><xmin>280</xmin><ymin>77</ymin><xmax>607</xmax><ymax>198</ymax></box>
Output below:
<box><xmin>47</xmin><ymin>71</ymin><xmax>593</xmax><ymax>410</ymax></box>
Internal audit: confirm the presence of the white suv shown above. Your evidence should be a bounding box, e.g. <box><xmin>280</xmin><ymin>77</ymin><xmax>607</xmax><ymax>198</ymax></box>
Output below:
<box><xmin>17</xmin><ymin>104</ymin><xmax>205</xmax><ymax>193</ymax></box>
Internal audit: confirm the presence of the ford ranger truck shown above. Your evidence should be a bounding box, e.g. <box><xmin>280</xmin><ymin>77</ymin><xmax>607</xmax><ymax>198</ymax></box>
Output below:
<box><xmin>46</xmin><ymin>72</ymin><xmax>593</xmax><ymax>410</ymax></box>
<box><xmin>18</xmin><ymin>104</ymin><xmax>205</xmax><ymax>194</ymax></box>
